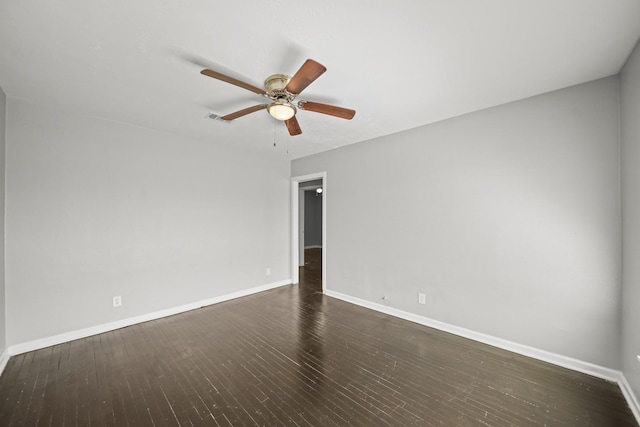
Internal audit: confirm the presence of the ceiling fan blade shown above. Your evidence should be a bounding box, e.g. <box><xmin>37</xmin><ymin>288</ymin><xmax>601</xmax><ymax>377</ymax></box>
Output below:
<box><xmin>299</xmin><ymin>101</ymin><xmax>356</xmax><ymax>120</ymax></box>
<box><xmin>285</xmin><ymin>116</ymin><xmax>302</xmax><ymax>136</ymax></box>
<box><xmin>201</xmin><ymin>69</ymin><xmax>267</xmax><ymax>96</ymax></box>
<box><xmin>285</xmin><ymin>59</ymin><xmax>327</xmax><ymax>95</ymax></box>
<box><xmin>221</xmin><ymin>104</ymin><xmax>268</xmax><ymax>121</ymax></box>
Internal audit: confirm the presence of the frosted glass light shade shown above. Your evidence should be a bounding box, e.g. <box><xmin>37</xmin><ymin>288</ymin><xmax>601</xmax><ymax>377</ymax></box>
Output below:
<box><xmin>268</xmin><ymin>103</ymin><xmax>295</xmax><ymax>121</ymax></box>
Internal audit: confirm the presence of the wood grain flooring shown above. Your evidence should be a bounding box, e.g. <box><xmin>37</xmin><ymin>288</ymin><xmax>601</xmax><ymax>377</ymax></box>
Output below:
<box><xmin>0</xmin><ymin>248</ymin><xmax>636</xmax><ymax>426</ymax></box>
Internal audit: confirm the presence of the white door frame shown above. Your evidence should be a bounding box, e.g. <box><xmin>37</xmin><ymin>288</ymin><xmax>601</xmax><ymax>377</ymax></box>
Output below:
<box><xmin>291</xmin><ymin>172</ymin><xmax>327</xmax><ymax>293</ymax></box>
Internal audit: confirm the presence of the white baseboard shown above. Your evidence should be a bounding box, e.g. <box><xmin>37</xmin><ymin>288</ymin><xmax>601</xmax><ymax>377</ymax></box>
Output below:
<box><xmin>325</xmin><ymin>289</ymin><xmax>640</xmax><ymax>424</ymax></box>
<box><xmin>618</xmin><ymin>373</ymin><xmax>640</xmax><ymax>424</ymax></box>
<box><xmin>0</xmin><ymin>348</ymin><xmax>9</xmax><ymax>377</ymax></box>
<box><xmin>304</xmin><ymin>245</ymin><xmax>322</xmax><ymax>249</ymax></box>
<box><xmin>8</xmin><ymin>279</ymin><xmax>291</xmax><ymax>356</ymax></box>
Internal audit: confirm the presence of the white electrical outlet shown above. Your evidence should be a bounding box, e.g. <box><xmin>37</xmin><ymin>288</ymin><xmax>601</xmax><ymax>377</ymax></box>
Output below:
<box><xmin>266</xmin><ymin>267</ymin><xmax>271</xmax><ymax>276</ymax></box>
<box><xmin>113</xmin><ymin>296</ymin><xmax>122</xmax><ymax>307</ymax></box>
<box><xmin>418</xmin><ymin>292</ymin><xmax>426</xmax><ymax>305</ymax></box>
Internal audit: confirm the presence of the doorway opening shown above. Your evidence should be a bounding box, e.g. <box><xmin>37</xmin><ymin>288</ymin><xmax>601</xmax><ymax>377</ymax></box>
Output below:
<box><xmin>291</xmin><ymin>172</ymin><xmax>327</xmax><ymax>293</ymax></box>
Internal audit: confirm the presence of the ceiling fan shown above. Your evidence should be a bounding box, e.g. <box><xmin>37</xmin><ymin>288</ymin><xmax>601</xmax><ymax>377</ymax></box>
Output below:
<box><xmin>200</xmin><ymin>59</ymin><xmax>355</xmax><ymax>136</ymax></box>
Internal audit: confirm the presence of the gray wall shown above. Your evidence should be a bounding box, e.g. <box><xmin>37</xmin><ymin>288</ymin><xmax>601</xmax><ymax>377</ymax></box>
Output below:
<box><xmin>293</xmin><ymin>77</ymin><xmax>621</xmax><ymax>368</ymax></box>
<box><xmin>5</xmin><ymin>97</ymin><xmax>290</xmax><ymax>346</ymax></box>
<box><xmin>0</xmin><ymin>87</ymin><xmax>6</xmax><ymax>353</ymax></box>
<box><xmin>304</xmin><ymin>190</ymin><xmax>322</xmax><ymax>247</ymax></box>
<box><xmin>621</xmin><ymin>39</ymin><xmax>640</xmax><ymax>398</ymax></box>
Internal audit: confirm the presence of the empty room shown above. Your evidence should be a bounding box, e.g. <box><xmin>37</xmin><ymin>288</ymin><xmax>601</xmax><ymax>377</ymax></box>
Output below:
<box><xmin>1</xmin><ymin>1</ymin><xmax>640</xmax><ymax>425</ymax></box>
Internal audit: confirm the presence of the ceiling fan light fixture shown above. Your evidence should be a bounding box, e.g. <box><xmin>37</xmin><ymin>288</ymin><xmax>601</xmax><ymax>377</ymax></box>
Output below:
<box><xmin>268</xmin><ymin>102</ymin><xmax>296</xmax><ymax>121</ymax></box>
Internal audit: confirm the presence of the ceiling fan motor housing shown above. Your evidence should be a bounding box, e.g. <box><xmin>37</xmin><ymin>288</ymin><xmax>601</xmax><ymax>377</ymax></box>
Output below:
<box><xmin>265</xmin><ymin>74</ymin><xmax>296</xmax><ymax>120</ymax></box>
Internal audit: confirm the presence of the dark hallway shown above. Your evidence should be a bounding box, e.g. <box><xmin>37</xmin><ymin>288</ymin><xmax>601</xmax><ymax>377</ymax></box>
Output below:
<box><xmin>299</xmin><ymin>247</ymin><xmax>322</xmax><ymax>292</ymax></box>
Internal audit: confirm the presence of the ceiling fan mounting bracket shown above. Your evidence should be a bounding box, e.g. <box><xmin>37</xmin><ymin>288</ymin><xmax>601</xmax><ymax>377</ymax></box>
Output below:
<box><xmin>265</xmin><ymin>74</ymin><xmax>292</xmax><ymax>95</ymax></box>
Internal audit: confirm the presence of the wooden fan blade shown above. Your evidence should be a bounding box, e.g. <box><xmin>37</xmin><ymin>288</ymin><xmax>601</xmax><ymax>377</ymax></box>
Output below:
<box><xmin>221</xmin><ymin>104</ymin><xmax>268</xmax><ymax>121</ymax></box>
<box><xmin>285</xmin><ymin>116</ymin><xmax>302</xmax><ymax>136</ymax></box>
<box><xmin>285</xmin><ymin>59</ymin><xmax>326</xmax><ymax>95</ymax></box>
<box><xmin>299</xmin><ymin>101</ymin><xmax>356</xmax><ymax>120</ymax></box>
<box><xmin>201</xmin><ymin>69</ymin><xmax>267</xmax><ymax>96</ymax></box>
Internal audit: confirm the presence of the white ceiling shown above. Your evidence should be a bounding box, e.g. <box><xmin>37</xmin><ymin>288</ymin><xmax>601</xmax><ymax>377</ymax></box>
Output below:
<box><xmin>1</xmin><ymin>1</ymin><xmax>639</xmax><ymax>159</ymax></box>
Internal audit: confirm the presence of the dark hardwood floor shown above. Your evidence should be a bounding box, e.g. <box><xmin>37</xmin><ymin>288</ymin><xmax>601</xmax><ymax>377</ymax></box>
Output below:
<box><xmin>0</xmin><ymin>248</ymin><xmax>636</xmax><ymax>426</ymax></box>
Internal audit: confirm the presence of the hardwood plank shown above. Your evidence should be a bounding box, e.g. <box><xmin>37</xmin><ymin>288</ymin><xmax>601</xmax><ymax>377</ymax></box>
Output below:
<box><xmin>0</xmin><ymin>247</ymin><xmax>636</xmax><ymax>426</ymax></box>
